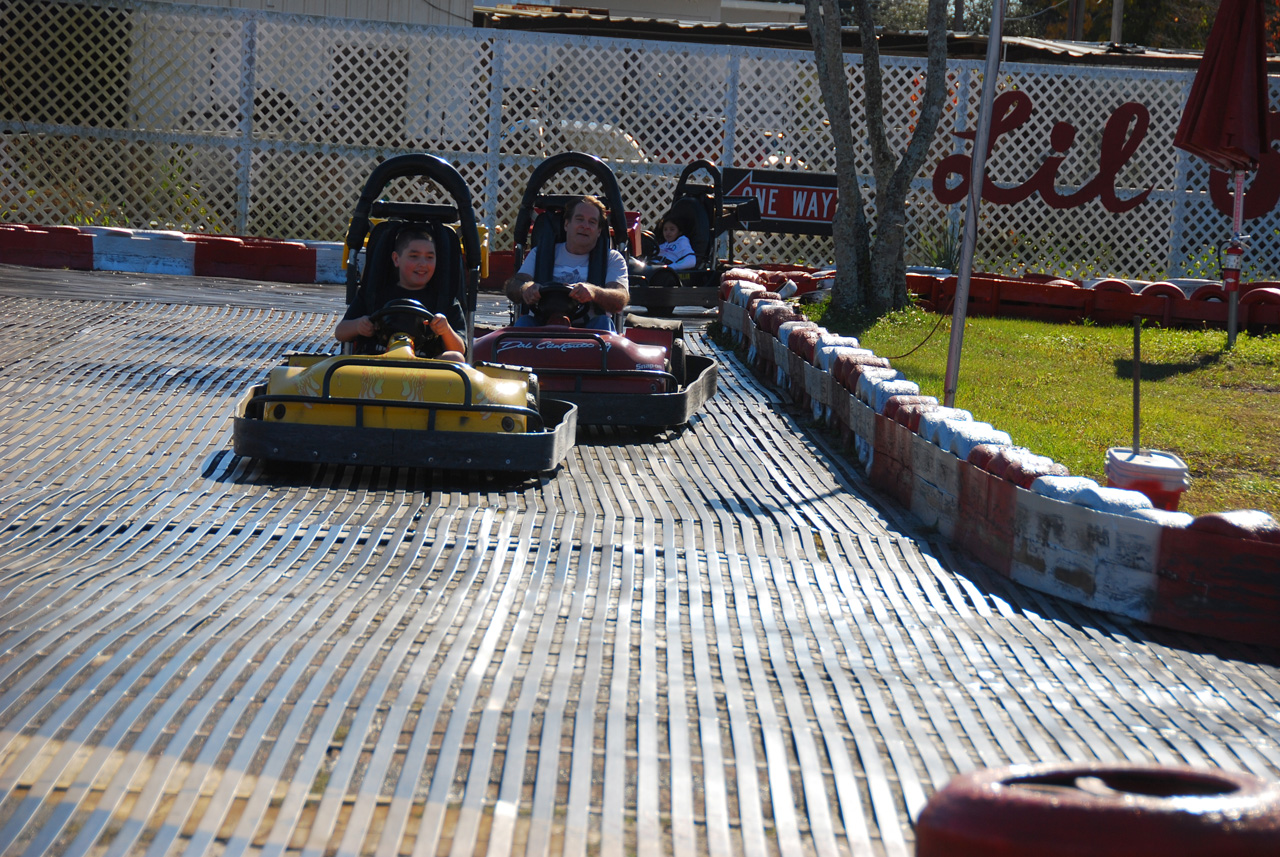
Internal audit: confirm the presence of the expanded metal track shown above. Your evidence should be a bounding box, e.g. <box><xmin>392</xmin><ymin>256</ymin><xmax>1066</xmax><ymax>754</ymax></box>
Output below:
<box><xmin>1</xmin><ymin>268</ymin><xmax>1279</xmax><ymax>857</ymax></box>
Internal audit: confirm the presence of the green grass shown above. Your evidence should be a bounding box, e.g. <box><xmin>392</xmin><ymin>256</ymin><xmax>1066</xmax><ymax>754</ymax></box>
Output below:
<box><xmin>803</xmin><ymin>302</ymin><xmax>1280</xmax><ymax>518</ymax></box>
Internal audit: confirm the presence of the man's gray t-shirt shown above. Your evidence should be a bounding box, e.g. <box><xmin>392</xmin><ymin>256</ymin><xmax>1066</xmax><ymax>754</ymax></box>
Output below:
<box><xmin>519</xmin><ymin>243</ymin><xmax>629</xmax><ymax>319</ymax></box>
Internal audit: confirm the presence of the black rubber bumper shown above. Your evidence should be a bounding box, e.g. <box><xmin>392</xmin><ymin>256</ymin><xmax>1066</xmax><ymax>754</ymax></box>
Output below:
<box><xmin>556</xmin><ymin>355</ymin><xmax>717</xmax><ymax>427</ymax></box>
<box><xmin>233</xmin><ymin>392</ymin><xmax>578</xmax><ymax>472</ymax></box>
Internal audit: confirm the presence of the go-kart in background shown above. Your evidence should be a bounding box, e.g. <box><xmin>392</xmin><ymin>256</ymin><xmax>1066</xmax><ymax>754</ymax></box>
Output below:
<box><xmin>5</xmin><ymin>0</ymin><xmax>1280</xmax><ymax>286</ymax></box>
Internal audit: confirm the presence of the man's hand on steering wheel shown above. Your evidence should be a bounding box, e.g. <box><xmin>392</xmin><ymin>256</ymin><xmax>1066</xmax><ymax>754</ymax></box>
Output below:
<box><xmin>520</xmin><ymin>281</ymin><xmax>594</xmax><ymax>307</ymax></box>
<box><xmin>567</xmin><ymin>282</ymin><xmax>596</xmax><ymax>304</ymax></box>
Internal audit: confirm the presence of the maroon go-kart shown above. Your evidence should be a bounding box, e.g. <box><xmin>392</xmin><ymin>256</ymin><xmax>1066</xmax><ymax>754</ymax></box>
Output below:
<box><xmin>471</xmin><ymin>152</ymin><xmax>716</xmax><ymax>428</ymax></box>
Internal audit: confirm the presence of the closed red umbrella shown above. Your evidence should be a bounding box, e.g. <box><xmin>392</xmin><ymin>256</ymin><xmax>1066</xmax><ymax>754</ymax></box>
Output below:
<box><xmin>1173</xmin><ymin>0</ymin><xmax>1270</xmax><ymax>346</ymax></box>
<box><xmin>1174</xmin><ymin>0</ymin><xmax>1269</xmax><ymax>172</ymax></box>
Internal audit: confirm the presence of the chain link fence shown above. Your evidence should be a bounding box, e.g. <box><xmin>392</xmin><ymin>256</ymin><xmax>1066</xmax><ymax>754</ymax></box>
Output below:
<box><xmin>3</xmin><ymin>0</ymin><xmax>1277</xmax><ymax>281</ymax></box>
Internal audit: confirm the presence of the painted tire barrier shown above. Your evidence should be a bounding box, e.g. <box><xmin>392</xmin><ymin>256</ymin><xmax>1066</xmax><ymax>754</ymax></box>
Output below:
<box><xmin>1187</xmin><ymin>510</ymin><xmax>1280</xmax><ymax>543</ymax></box>
<box><xmin>883</xmin><ymin>394</ymin><xmax>936</xmax><ymax>423</ymax></box>
<box><xmin>903</xmin><ymin>270</ymin><xmax>1279</xmax><ymax>331</ymax></box>
<box><xmin>0</xmin><ymin>223</ymin><xmax>344</xmax><ymax>284</ymax></box>
<box><xmin>997</xmin><ymin>448</ymin><xmax>1069</xmax><ymax>489</ymax></box>
<box><xmin>79</xmin><ymin>226</ymin><xmax>196</xmax><ymax>276</ymax></box>
<box><xmin>832</xmin><ymin>352</ymin><xmax>891</xmax><ymax>393</ymax></box>
<box><xmin>915</xmin><ymin>762</ymin><xmax>1280</xmax><ymax>857</ymax></box>
<box><xmin>0</xmin><ymin>224</ymin><xmax>94</xmax><ymax>270</ymax></box>
<box><xmin>1140</xmin><ymin>281</ymin><xmax>1187</xmax><ymax>299</ymax></box>
<box><xmin>718</xmin><ymin>267</ymin><xmax>1280</xmax><ymax>647</ymax></box>
<box><xmin>1240</xmin><ymin>286</ymin><xmax>1280</xmax><ymax>307</ymax></box>
<box><xmin>916</xmin><ymin>408</ymin><xmax>971</xmax><ymax>446</ymax></box>
<box><xmin>788</xmin><ymin>325</ymin><xmax>823</xmax><ymax>365</ymax></box>
<box><xmin>190</xmin><ymin>235</ymin><xmax>316</xmax><ymax>283</ymax></box>
<box><xmin>1190</xmin><ymin>282</ymin><xmax>1227</xmax><ymax>301</ymax></box>
<box><xmin>1073</xmin><ymin>484</ymin><xmax>1155</xmax><ymax>515</ymax></box>
<box><xmin>895</xmin><ymin>402</ymin><xmax>941</xmax><ymax>432</ymax></box>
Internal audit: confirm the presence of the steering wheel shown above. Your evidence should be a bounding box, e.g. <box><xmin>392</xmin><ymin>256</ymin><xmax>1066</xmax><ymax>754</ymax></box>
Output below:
<box><xmin>369</xmin><ymin>299</ymin><xmax>439</xmax><ymax>354</ymax></box>
<box><xmin>531</xmin><ymin>282</ymin><xmax>591</xmax><ymax>326</ymax></box>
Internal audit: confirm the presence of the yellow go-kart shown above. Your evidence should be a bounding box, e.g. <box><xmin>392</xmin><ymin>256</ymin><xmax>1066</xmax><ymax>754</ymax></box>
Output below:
<box><xmin>233</xmin><ymin>153</ymin><xmax>577</xmax><ymax>471</ymax></box>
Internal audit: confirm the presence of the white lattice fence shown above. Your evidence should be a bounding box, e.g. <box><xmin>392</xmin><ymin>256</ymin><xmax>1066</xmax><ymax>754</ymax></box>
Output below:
<box><xmin>4</xmin><ymin>0</ymin><xmax>1279</xmax><ymax>281</ymax></box>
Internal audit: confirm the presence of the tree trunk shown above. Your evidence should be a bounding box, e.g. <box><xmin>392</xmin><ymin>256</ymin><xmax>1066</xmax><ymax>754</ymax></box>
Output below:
<box><xmin>805</xmin><ymin>0</ymin><xmax>950</xmax><ymax>319</ymax></box>
<box><xmin>804</xmin><ymin>0</ymin><xmax>868</xmax><ymax>316</ymax></box>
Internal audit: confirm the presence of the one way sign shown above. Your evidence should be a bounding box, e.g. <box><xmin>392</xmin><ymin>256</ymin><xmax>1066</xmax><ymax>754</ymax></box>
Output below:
<box><xmin>723</xmin><ymin>167</ymin><xmax>838</xmax><ymax>236</ymax></box>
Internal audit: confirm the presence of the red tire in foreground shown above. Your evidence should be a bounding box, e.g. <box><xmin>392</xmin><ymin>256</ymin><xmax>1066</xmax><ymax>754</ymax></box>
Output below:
<box><xmin>915</xmin><ymin>763</ymin><xmax>1280</xmax><ymax>857</ymax></box>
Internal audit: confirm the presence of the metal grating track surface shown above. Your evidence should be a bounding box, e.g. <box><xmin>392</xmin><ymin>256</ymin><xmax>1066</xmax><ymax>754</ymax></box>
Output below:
<box><xmin>1</xmin><ymin>271</ymin><xmax>1279</xmax><ymax>857</ymax></box>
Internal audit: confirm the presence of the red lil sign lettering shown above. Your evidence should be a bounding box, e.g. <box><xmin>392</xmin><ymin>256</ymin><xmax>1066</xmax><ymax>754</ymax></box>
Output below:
<box><xmin>932</xmin><ymin>91</ymin><xmax>1154</xmax><ymax>214</ymax></box>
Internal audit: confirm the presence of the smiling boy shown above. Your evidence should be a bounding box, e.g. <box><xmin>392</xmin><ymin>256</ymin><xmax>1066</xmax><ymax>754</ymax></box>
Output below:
<box><xmin>336</xmin><ymin>228</ymin><xmax>466</xmax><ymax>360</ymax></box>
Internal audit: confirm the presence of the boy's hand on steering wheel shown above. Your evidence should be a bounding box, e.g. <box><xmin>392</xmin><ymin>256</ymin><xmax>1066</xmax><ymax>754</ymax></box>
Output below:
<box><xmin>427</xmin><ymin>313</ymin><xmax>451</xmax><ymax>336</ymax></box>
<box><xmin>355</xmin><ymin>315</ymin><xmax>375</xmax><ymax>337</ymax></box>
<box><xmin>520</xmin><ymin>281</ymin><xmax>542</xmax><ymax>304</ymax></box>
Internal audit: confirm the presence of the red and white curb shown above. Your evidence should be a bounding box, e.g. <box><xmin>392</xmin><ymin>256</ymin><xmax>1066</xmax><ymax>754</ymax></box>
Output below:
<box><xmin>721</xmin><ymin>271</ymin><xmax>1280</xmax><ymax>648</ymax></box>
<box><xmin>0</xmin><ymin>223</ymin><xmax>345</xmax><ymax>284</ymax></box>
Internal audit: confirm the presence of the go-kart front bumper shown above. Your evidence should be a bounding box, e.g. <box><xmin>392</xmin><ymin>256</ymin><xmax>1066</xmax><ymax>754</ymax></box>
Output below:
<box><xmin>233</xmin><ymin>389</ymin><xmax>578</xmax><ymax>472</ymax></box>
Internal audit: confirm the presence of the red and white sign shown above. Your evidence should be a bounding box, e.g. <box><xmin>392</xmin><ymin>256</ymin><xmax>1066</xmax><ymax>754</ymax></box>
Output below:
<box><xmin>723</xmin><ymin>168</ymin><xmax>839</xmax><ymax>236</ymax></box>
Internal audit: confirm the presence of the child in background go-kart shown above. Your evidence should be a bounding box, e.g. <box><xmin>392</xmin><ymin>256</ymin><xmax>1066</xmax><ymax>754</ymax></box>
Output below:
<box><xmin>652</xmin><ymin>215</ymin><xmax>696</xmax><ymax>271</ymax></box>
<box><xmin>335</xmin><ymin>228</ymin><xmax>466</xmax><ymax>361</ymax></box>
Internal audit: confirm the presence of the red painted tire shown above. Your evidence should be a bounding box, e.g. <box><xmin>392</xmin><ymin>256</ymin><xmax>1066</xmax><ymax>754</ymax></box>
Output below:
<box><xmin>966</xmin><ymin>443</ymin><xmax>1004</xmax><ymax>473</ymax></box>
<box><xmin>788</xmin><ymin>326</ymin><xmax>823</xmax><ymax>362</ymax></box>
<box><xmin>1188</xmin><ymin>510</ymin><xmax>1280</xmax><ymax>543</ymax></box>
<box><xmin>832</xmin><ymin>352</ymin><xmax>890</xmax><ymax>392</ymax></box>
<box><xmin>884</xmin><ymin>394</ymin><xmax>935</xmax><ymax>422</ymax></box>
<box><xmin>746</xmin><ymin>291</ymin><xmax>782</xmax><ymax>316</ymax></box>
<box><xmin>1004</xmin><ymin>456</ymin><xmax>1069</xmax><ymax>489</ymax></box>
<box><xmin>1240</xmin><ymin>287</ymin><xmax>1280</xmax><ymax>307</ymax></box>
<box><xmin>1140</xmin><ymin>282</ymin><xmax>1186</xmax><ymax>299</ymax></box>
<box><xmin>1191</xmin><ymin>283</ymin><xmax>1227</xmax><ymax>301</ymax></box>
<box><xmin>1092</xmin><ymin>278</ymin><xmax>1133</xmax><ymax>294</ymax></box>
<box><xmin>915</xmin><ymin>763</ymin><xmax>1280</xmax><ymax>857</ymax></box>
<box><xmin>900</xmin><ymin>402</ymin><xmax>939</xmax><ymax>432</ymax></box>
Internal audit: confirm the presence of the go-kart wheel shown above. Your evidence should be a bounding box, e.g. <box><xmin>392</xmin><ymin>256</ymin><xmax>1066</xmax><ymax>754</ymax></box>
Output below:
<box><xmin>668</xmin><ymin>337</ymin><xmax>687</xmax><ymax>388</ymax></box>
<box><xmin>532</xmin><ymin>283</ymin><xmax>591</xmax><ymax>326</ymax></box>
<box><xmin>526</xmin><ymin>375</ymin><xmax>541</xmax><ymax>416</ymax></box>
<box><xmin>369</xmin><ymin>299</ymin><xmax>439</xmax><ymax>354</ymax></box>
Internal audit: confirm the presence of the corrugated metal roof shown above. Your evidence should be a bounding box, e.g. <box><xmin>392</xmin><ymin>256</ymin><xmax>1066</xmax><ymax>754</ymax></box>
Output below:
<box><xmin>473</xmin><ymin>5</ymin><xmax>1276</xmax><ymax>71</ymax></box>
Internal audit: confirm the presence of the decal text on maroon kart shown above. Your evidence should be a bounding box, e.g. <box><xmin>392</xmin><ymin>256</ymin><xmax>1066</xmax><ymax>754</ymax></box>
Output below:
<box><xmin>495</xmin><ymin>339</ymin><xmax>609</xmax><ymax>354</ymax></box>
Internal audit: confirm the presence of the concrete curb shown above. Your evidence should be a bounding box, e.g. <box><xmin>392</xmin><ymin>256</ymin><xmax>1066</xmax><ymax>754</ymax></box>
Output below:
<box><xmin>720</xmin><ymin>278</ymin><xmax>1280</xmax><ymax>648</ymax></box>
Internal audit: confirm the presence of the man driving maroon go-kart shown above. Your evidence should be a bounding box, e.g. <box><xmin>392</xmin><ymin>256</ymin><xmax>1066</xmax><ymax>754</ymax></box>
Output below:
<box><xmin>503</xmin><ymin>194</ymin><xmax>629</xmax><ymax>331</ymax></box>
<box><xmin>471</xmin><ymin>151</ymin><xmax>718</xmax><ymax>428</ymax></box>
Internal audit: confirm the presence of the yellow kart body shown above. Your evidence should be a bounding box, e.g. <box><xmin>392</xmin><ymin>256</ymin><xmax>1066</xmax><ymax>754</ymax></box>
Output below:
<box><xmin>258</xmin><ymin>341</ymin><xmax>532</xmax><ymax>434</ymax></box>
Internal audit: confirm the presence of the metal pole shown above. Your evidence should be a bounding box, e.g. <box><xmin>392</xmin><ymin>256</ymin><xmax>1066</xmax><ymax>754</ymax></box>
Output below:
<box><xmin>1111</xmin><ymin>0</ymin><xmax>1123</xmax><ymax>43</ymax></box>
<box><xmin>1228</xmin><ymin>170</ymin><xmax>1245</xmax><ymax>347</ymax></box>
<box><xmin>943</xmin><ymin>0</ymin><xmax>1005</xmax><ymax>408</ymax></box>
<box><xmin>1132</xmin><ymin>315</ymin><xmax>1141</xmax><ymax>453</ymax></box>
